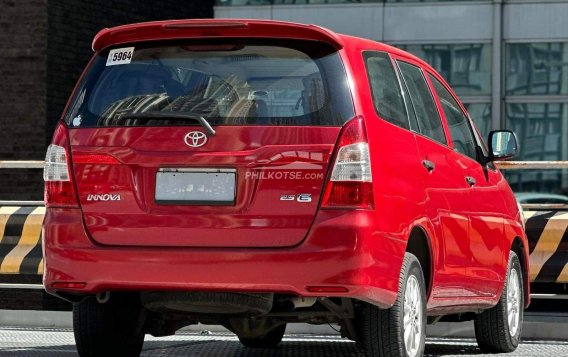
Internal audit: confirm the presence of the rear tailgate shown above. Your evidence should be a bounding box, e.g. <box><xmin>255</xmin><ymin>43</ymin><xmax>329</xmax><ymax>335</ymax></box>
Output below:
<box><xmin>70</xmin><ymin>126</ymin><xmax>339</xmax><ymax>247</ymax></box>
<box><xmin>64</xmin><ymin>34</ymin><xmax>353</xmax><ymax>248</ymax></box>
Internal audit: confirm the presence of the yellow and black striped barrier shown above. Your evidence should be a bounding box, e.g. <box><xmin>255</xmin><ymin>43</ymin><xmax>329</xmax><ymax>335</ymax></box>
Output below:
<box><xmin>524</xmin><ymin>210</ymin><xmax>568</xmax><ymax>283</ymax></box>
<box><xmin>0</xmin><ymin>206</ymin><xmax>45</xmax><ymax>275</ymax></box>
<box><xmin>0</xmin><ymin>204</ymin><xmax>567</xmax><ymax>284</ymax></box>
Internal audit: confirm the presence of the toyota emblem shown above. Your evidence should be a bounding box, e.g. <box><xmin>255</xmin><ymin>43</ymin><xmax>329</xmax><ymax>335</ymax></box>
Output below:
<box><xmin>184</xmin><ymin>131</ymin><xmax>208</xmax><ymax>148</ymax></box>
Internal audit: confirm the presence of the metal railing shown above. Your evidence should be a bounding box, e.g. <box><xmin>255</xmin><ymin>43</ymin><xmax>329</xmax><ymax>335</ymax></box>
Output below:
<box><xmin>0</xmin><ymin>161</ymin><xmax>44</xmax><ymax>169</ymax></box>
<box><xmin>0</xmin><ymin>161</ymin><xmax>45</xmax><ymax>206</ymax></box>
<box><xmin>495</xmin><ymin>161</ymin><xmax>568</xmax><ymax>170</ymax></box>
<box><xmin>495</xmin><ymin>161</ymin><xmax>568</xmax><ymax>211</ymax></box>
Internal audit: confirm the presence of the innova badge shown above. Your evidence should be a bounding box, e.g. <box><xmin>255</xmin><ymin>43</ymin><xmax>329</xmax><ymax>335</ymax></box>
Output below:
<box><xmin>184</xmin><ymin>131</ymin><xmax>207</xmax><ymax>148</ymax></box>
<box><xmin>86</xmin><ymin>194</ymin><xmax>121</xmax><ymax>202</ymax></box>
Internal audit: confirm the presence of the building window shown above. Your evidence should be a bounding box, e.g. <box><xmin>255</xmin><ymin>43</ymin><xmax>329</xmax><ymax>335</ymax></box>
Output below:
<box><xmin>505</xmin><ymin>41</ymin><xmax>568</xmax><ymax>196</ymax></box>
<box><xmin>506</xmin><ymin>42</ymin><xmax>568</xmax><ymax>96</ymax></box>
<box><xmin>504</xmin><ymin>103</ymin><xmax>568</xmax><ymax>195</ymax></box>
<box><xmin>506</xmin><ymin>103</ymin><xmax>566</xmax><ymax>161</ymax></box>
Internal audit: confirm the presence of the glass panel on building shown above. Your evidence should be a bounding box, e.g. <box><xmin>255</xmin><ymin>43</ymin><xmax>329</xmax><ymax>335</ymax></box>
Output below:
<box><xmin>397</xmin><ymin>44</ymin><xmax>491</xmax><ymax>96</ymax></box>
<box><xmin>505</xmin><ymin>103</ymin><xmax>568</xmax><ymax>196</ymax></box>
<box><xmin>506</xmin><ymin>103</ymin><xmax>566</xmax><ymax>161</ymax></box>
<box><xmin>506</xmin><ymin>42</ymin><xmax>568</xmax><ymax>96</ymax></box>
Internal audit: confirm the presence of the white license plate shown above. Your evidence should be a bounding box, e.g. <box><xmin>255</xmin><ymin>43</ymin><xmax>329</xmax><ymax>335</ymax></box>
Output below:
<box><xmin>155</xmin><ymin>168</ymin><xmax>236</xmax><ymax>205</ymax></box>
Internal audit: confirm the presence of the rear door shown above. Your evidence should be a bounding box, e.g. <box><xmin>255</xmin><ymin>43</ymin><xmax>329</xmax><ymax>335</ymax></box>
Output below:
<box><xmin>64</xmin><ymin>39</ymin><xmax>354</xmax><ymax>248</ymax></box>
<box><xmin>362</xmin><ymin>51</ymin><xmax>426</xmax><ymax>245</ymax></box>
<box><xmin>394</xmin><ymin>58</ymin><xmax>472</xmax><ymax>300</ymax></box>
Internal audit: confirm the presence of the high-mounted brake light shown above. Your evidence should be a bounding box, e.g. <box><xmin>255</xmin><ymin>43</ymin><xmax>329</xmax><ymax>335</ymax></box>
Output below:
<box><xmin>321</xmin><ymin>117</ymin><xmax>374</xmax><ymax>209</ymax></box>
<box><xmin>44</xmin><ymin>123</ymin><xmax>79</xmax><ymax>208</ymax></box>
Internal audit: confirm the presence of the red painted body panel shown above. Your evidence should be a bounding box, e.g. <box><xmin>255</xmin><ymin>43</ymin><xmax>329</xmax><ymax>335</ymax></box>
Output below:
<box><xmin>43</xmin><ymin>207</ymin><xmax>405</xmax><ymax>309</ymax></box>
<box><xmin>69</xmin><ymin>126</ymin><xmax>338</xmax><ymax>247</ymax></box>
<box><xmin>92</xmin><ymin>19</ymin><xmax>344</xmax><ymax>52</ymax></box>
<box><xmin>43</xmin><ymin>19</ymin><xmax>530</xmax><ymax>312</ymax></box>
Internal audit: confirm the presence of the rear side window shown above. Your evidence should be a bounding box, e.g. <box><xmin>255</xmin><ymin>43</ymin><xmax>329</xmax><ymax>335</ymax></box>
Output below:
<box><xmin>429</xmin><ymin>74</ymin><xmax>478</xmax><ymax>160</ymax></box>
<box><xmin>64</xmin><ymin>39</ymin><xmax>354</xmax><ymax>127</ymax></box>
<box><xmin>397</xmin><ymin>61</ymin><xmax>447</xmax><ymax>145</ymax></box>
<box><xmin>364</xmin><ymin>52</ymin><xmax>409</xmax><ymax>130</ymax></box>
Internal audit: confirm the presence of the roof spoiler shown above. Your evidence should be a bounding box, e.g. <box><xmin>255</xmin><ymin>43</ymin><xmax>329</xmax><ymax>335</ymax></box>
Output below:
<box><xmin>92</xmin><ymin>19</ymin><xmax>343</xmax><ymax>52</ymax></box>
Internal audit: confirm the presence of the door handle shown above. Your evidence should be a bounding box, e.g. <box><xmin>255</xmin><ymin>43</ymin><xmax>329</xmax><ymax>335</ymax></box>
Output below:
<box><xmin>466</xmin><ymin>176</ymin><xmax>476</xmax><ymax>187</ymax></box>
<box><xmin>422</xmin><ymin>160</ymin><xmax>435</xmax><ymax>172</ymax></box>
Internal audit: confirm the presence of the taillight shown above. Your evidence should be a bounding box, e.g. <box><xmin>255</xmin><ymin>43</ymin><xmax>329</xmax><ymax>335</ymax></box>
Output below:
<box><xmin>321</xmin><ymin>117</ymin><xmax>374</xmax><ymax>209</ymax></box>
<box><xmin>44</xmin><ymin>145</ymin><xmax>69</xmax><ymax>181</ymax></box>
<box><xmin>44</xmin><ymin>123</ymin><xmax>79</xmax><ymax>208</ymax></box>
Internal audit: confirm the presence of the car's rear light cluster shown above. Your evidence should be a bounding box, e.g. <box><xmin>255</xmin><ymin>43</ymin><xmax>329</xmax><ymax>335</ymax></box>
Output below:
<box><xmin>44</xmin><ymin>123</ymin><xmax>79</xmax><ymax>208</ymax></box>
<box><xmin>321</xmin><ymin>117</ymin><xmax>374</xmax><ymax>209</ymax></box>
<box><xmin>44</xmin><ymin>145</ymin><xmax>69</xmax><ymax>181</ymax></box>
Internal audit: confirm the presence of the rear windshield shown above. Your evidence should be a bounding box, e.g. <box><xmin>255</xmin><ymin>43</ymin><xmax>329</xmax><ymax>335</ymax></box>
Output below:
<box><xmin>65</xmin><ymin>39</ymin><xmax>354</xmax><ymax>127</ymax></box>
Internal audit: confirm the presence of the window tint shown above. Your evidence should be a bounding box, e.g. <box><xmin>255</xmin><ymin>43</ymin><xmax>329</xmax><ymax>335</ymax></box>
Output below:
<box><xmin>397</xmin><ymin>61</ymin><xmax>447</xmax><ymax>145</ymax></box>
<box><xmin>430</xmin><ymin>75</ymin><xmax>478</xmax><ymax>160</ymax></box>
<box><xmin>397</xmin><ymin>43</ymin><xmax>492</xmax><ymax>96</ymax></box>
<box><xmin>364</xmin><ymin>52</ymin><xmax>409</xmax><ymax>130</ymax></box>
<box><xmin>64</xmin><ymin>39</ymin><xmax>354</xmax><ymax>127</ymax></box>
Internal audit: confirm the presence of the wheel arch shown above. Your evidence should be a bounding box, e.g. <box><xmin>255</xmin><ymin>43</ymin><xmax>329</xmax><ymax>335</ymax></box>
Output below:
<box><xmin>510</xmin><ymin>236</ymin><xmax>531</xmax><ymax>308</ymax></box>
<box><xmin>406</xmin><ymin>225</ymin><xmax>434</xmax><ymax>300</ymax></box>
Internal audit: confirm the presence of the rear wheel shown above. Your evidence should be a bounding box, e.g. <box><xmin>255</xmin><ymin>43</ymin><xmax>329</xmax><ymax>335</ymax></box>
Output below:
<box><xmin>238</xmin><ymin>324</ymin><xmax>286</xmax><ymax>348</ymax></box>
<box><xmin>474</xmin><ymin>252</ymin><xmax>523</xmax><ymax>353</ymax></box>
<box><xmin>357</xmin><ymin>253</ymin><xmax>426</xmax><ymax>357</ymax></box>
<box><xmin>74</xmin><ymin>295</ymin><xmax>145</xmax><ymax>357</ymax></box>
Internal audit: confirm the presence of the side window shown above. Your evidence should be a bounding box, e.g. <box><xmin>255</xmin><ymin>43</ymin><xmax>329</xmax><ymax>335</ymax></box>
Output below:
<box><xmin>364</xmin><ymin>52</ymin><xmax>410</xmax><ymax>130</ymax></box>
<box><xmin>397</xmin><ymin>61</ymin><xmax>447</xmax><ymax>145</ymax></box>
<box><xmin>429</xmin><ymin>74</ymin><xmax>478</xmax><ymax>160</ymax></box>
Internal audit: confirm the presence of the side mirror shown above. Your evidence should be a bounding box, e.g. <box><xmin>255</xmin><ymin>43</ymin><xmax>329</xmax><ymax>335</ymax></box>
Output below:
<box><xmin>488</xmin><ymin>130</ymin><xmax>518</xmax><ymax>161</ymax></box>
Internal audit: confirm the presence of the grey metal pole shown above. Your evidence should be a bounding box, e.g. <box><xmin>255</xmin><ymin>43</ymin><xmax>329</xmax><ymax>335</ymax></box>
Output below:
<box><xmin>492</xmin><ymin>0</ymin><xmax>503</xmax><ymax>130</ymax></box>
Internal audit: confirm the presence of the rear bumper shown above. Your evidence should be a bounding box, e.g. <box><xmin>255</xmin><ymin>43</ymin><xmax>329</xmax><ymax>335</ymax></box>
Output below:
<box><xmin>42</xmin><ymin>208</ymin><xmax>406</xmax><ymax>308</ymax></box>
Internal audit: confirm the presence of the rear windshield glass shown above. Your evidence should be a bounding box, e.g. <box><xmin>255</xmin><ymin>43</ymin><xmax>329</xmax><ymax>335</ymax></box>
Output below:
<box><xmin>65</xmin><ymin>39</ymin><xmax>354</xmax><ymax>127</ymax></box>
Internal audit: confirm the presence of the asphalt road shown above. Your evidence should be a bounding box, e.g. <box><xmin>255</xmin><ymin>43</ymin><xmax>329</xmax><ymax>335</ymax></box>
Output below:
<box><xmin>0</xmin><ymin>328</ymin><xmax>567</xmax><ymax>357</ymax></box>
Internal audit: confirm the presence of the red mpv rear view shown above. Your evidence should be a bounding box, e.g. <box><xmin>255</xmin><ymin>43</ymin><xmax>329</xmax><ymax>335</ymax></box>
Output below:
<box><xmin>43</xmin><ymin>19</ymin><xmax>530</xmax><ymax>357</ymax></box>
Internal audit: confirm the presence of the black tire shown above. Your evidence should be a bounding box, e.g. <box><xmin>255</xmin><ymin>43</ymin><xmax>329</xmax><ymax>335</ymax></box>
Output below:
<box><xmin>474</xmin><ymin>252</ymin><xmax>524</xmax><ymax>353</ymax></box>
<box><xmin>357</xmin><ymin>253</ymin><xmax>427</xmax><ymax>357</ymax></box>
<box><xmin>238</xmin><ymin>324</ymin><xmax>286</xmax><ymax>349</ymax></box>
<box><xmin>74</xmin><ymin>295</ymin><xmax>145</xmax><ymax>357</ymax></box>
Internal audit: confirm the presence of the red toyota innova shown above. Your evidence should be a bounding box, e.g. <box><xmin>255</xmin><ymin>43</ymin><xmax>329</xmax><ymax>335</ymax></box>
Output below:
<box><xmin>43</xmin><ymin>19</ymin><xmax>529</xmax><ymax>357</ymax></box>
